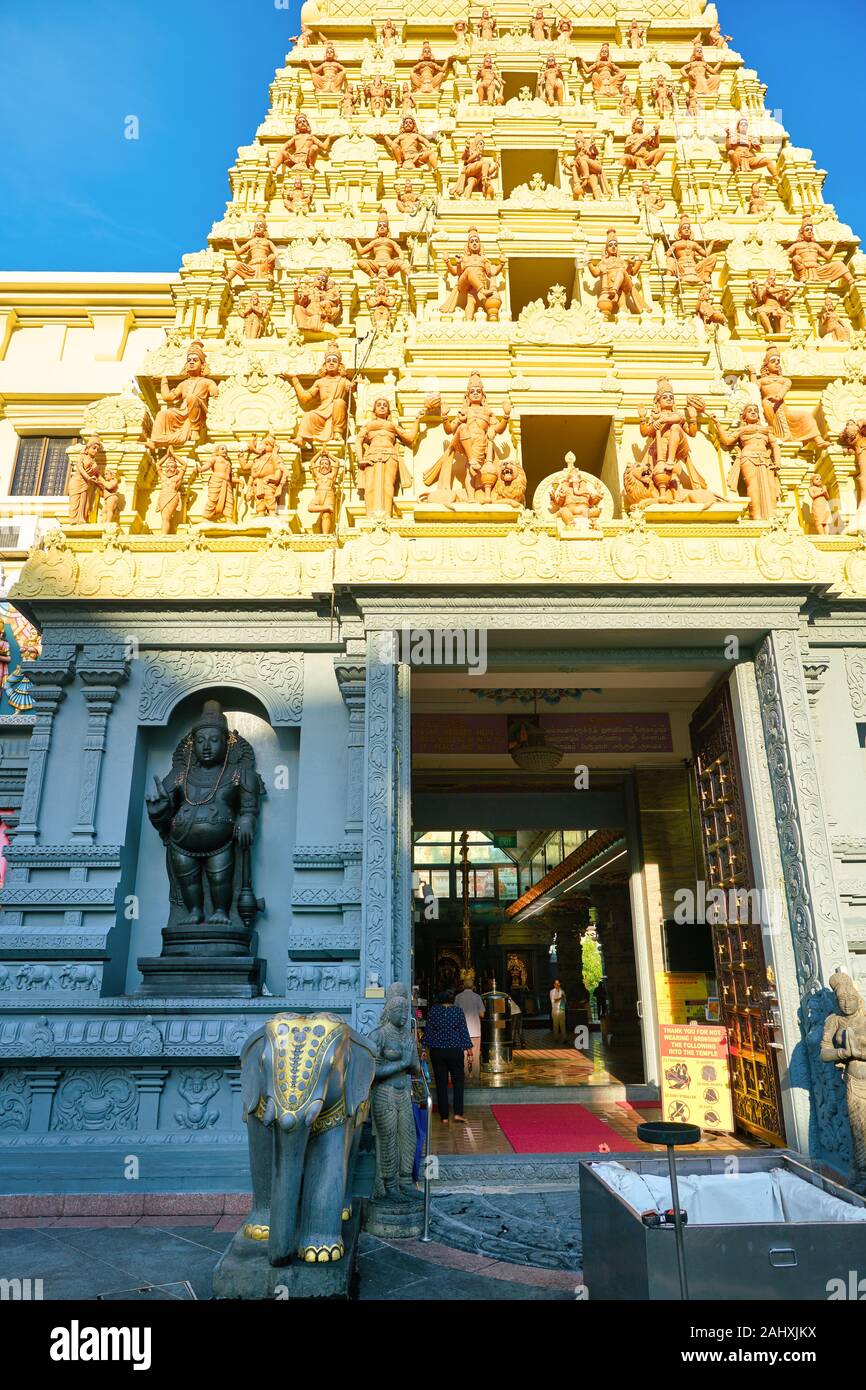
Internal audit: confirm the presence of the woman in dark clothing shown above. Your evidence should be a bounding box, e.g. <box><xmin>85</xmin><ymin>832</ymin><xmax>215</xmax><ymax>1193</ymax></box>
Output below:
<box><xmin>423</xmin><ymin>989</ymin><xmax>473</xmax><ymax>1124</ymax></box>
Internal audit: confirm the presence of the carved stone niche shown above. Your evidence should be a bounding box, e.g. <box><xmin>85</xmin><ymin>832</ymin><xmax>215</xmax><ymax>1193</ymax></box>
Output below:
<box><xmin>207</xmin><ymin>362</ymin><xmax>299</xmax><ymax>438</ymax></box>
<box><xmin>533</xmin><ymin>464</ymin><xmax>615</xmax><ymax>534</ymax></box>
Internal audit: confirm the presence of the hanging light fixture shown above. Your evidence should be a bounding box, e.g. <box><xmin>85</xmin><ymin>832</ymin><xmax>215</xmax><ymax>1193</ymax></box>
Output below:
<box><xmin>509</xmin><ymin>692</ymin><xmax>563</xmax><ymax>772</ymax></box>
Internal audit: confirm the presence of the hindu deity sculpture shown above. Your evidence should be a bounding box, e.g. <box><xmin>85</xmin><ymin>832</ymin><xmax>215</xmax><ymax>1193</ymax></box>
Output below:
<box><xmin>292</xmin><ymin>24</ymin><xmax>320</xmax><ymax>47</ymax></box>
<box><xmin>422</xmin><ymin>374</ymin><xmax>511</xmax><ymax>503</ymax></box>
<box><xmin>198</xmin><ymin>444</ymin><xmax>235</xmax><ymax>523</ymax></box>
<box><xmin>622</xmin><ymin>117</ymin><xmax>664</xmax><ymax>172</ymax></box>
<box><xmin>577</xmin><ymin>44</ymin><xmax>626</xmax><ymax>97</ymax></box>
<box><xmin>308</xmin><ymin>449</ymin><xmax>341</xmax><ymax>534</ymax></box>
<box><xmin>380</xmin><ymin>116</ymin><xmax>438</xmax><ymax>172</ymax></box>
<box><xmin>619</xmin><ymin>84</ymin><xmax>635</xmax><ymax>117</ymax></box>
<box><xmin>564</xmin><ymin>134</ymin><xmax>610</xmax><ymax>199</ymax></box>
<box><xmin>283</xmin><ymin>343</ymin><xmax>352</xmax><ymax>447</ymax></box>
<box><xmin>476</xmin><ymin>53</ymin><xmax>505</xmax><ymax>105</ymax></box>
<box><xmin>398</xmin><ymin>82</ymin><xmax>418</xmax><ymax>116</ymax></box>
<box><xmin>839</xmin><ymin>420</ymin><xmax>866</xmax><ymax>514</ymax></box>
<box><xmin>356</xmin><ymin>396</ymin><xmax>431</xmax><ymax>519</ymax></box>
<box><xmin>292</xmin><ymin>271</ymin><xmax>343</xmax><ymax>334</ymax></box>
<box><xmin>369</xmin><ymin>985</ymin><xmax>422</xmax><ymax>1205</ymax></box>
<box><xmin>806</xmin><ymin>474</ymin><xmax>833</xmax><ymax>533</ymax></box>
<box><xmin>440</xmin><ymin>228</ymin><xmax>504</xmax><ymax>321</ymax></box>
<box><xmin>530</xmin><ymin>7</ymin><xmax>550</xmax><ymax>41</ymax></box>
<box><xmin>820</xmin><ymin>972</ymin><xmax>866</xmax><ymax>1195</ymax></box>
<box><xmin>707</xmin><ymin>21</ymin><xmax>733</xmax><ymax>48</ymax></box>
<box><xmin>788</xmin><ymin>217</ymin><xmax>855</xmax><ymax>289</ymax></box>
<box><xmin>818</xmin><ymin>295</ymin><xmax>852</xmax><ymax>342</ymax></box>
<box><xmin>283</xmin><ymin>174</ymin><xmax>314</xmax><ymax>215</ymax></box>
<box><xmin>67</xmin><ymin>437</ymin><xmax>104</xmax><ymax>524</ymax></box>
<box><xmin>588</xmin><ymin>229</ymin><xmax>645</xmax><ymax>319</ymax></box>
<box><xmin>748</xmin><ymin>180</ymin><xmax>769</xmax><ymax>215</ymax></box>
<box><xmin>553</xmin><ymin>15</ymin><xmax>573</xmax><ymax>41</ymax></box>
<box><xmin>353</xmin><ymin>214</ymin><xmax>406</xmax><ymax>279</ymax></box>
<box><xmin>474</xmin><ymin>7</ymin><xmax>498</xmax><ymax>42</ymax></box>
<box><xmin>410</xmin><ymin>42</ymin><xmax>454</xmax><ymax>93</ymax></box>
<box><xmin>451</xmin><ymin>133</ymin><xmax>499</xmax><ymax>198</ymax></box>
<box><xmin>340</xmin><ymin>83</ymin><xmax>359</xmax><ymax>118</ymax></box>
<box><xmin>145</xmin><ymin>700</ymin><xmax>262</xmax><ymax>929</ymax></box>
<box><xmin>549</xmin><ymin>457</ymin><xmax>603</xmax><ymax>529</ymax></box>
<box><xmin>755</xmin><ymin>349</ymin><xmax>830</xmax><ymax>450</ymax></box>
<box><xmin>272</xmin><ymin>114</ymin><xmax>335</xmax><ymax>175</ymax></box>
<box><xmin>240</xmin><ymin>293</ymin><xmax>271</xmax><ymax>340</ymax></box>
<box><xmin>725</xmin><ymin>119</ymin><xmax>779</xmax><ymax>181</ymax></box>
<box><xmin>155</xmin><ymin>447</ymin><xmax>187</xmax><ymax>534</ymax></box>
<box><xmin>639</xmin><ymin>181</ymin><xmax>666</xmax><ymax>215</ymax></box>
<box><xmin>148</xmin><ymin>341</ymin><xmax>218</xmax><ymax>451</ymax></box>
<box><xmin>626</xmin><ymin>19</ymin><xmax>647</xmax><ymax>49</ymax></box>
<box><xmin>305</xmin><ymin>42</ymin><xmax>347</xmax><ymax>93</ymax></box>
<box><xmin>225</xmin><ymin>217</ymin><xmax>278</xmax><ymax>286</ymax></box>
<box><xmin>366</xmin><ymin>271</ymin><xmax>402</xmax><ymax>333</ymax></box>
<box><xmin>537</xmin><ymin>54</ymin><xmax>567</xmax><ymax>105</ymax></box>
<box><xmin>680</xmin><ymin>40</ymin><xmax>722</xmax><ymax>97</ymax></box>
<box><xmin>243</xmin><ymin>435</ymin><xmax>286</xmax><ymax>517</ymax></box>
<box><xmin>452</xmin><ymin>18</ymin><xmax>469</xmax><ymax>48</ymax></box>
<box><xmin>99</xmin><ymin>470</ymin><xmax>123</xmax><ymax>525</ymax></box>
<box><xmin>751</xmin><ymin>272</ymin><xmax>799</xmax><ymax>336</ymax></box>
<box><xmin>363</xmin><ymin>73</ymin><xmax>392</xmax><ymax>116</ymax></box>
<box><xmin>650</xmin><ymin>75</ymin><xmax>673</xmax><ymax>119</ymax></box>
<box><xmin>379</xmin><ymin>17</ymin><xmax>399</xmax><ymax>46</ymax></box>
<box><xmin>638</xmin><ymin>381</ymin><xmax>716</xmax><ymax>503</ymax></box>
<box><xmin>708</xmin><ymin>402</ymin><xmax>782</xmax><ymax>520</ymax></box>
<box><xmin>665</xmin><ymin>216</ymin><xmax>719</xmax><ymax>285</ymax></box>
<box><xmin>696</xmin><ymin>286</ymin><xmax>728</xmax><ymax>330</ymax></box>
<box><xmin>395</xmin><ymin>179</ymin><xmax>422</xmax><ymax>215</ymax></box>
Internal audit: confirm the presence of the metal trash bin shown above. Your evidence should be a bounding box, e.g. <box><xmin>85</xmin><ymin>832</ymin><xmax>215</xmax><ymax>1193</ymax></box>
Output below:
<box><xmin>579</xmin><ymin>1150</ymin><xmax>866</xmax><ymax>1300</ymax></box>
<box><xmin>481</xmin><ymin>988</ymin><xmax>513</xmax><ymax>1073</ymax></box>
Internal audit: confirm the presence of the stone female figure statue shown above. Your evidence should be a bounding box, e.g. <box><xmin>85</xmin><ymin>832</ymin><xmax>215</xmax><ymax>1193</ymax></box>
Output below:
<box><xmin>708</xmin><ymin>403</ymin><xmax>782</xmax><ymax>521</ymax></box>
<box><xmin>820</xmin><ymin>972</ymin><xmax>866</xmax><ymax>1195</ymax></box>
<box><xmin>369</xmin><ymin>989</ymin><xmax>422</xmax><ymax>1203</ymax></box>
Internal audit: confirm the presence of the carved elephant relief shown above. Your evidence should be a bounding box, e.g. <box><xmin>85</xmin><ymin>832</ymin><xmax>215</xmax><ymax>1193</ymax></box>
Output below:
<box><xmin>231</xmin><ymin>1013</ymin><xmax>376</xmax><ymax>1265</ymax></box>
<box><xmin>16</xmin><ymin>965</ymin><xmax>54</xmax><ymax>991</ymax></box>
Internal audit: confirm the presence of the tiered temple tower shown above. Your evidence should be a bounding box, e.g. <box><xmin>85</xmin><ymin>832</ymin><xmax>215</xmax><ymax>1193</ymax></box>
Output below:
<box><xmin>2</xmin><ymin>1</ymin><xmax>866</xmax><ymax>1178</ymax></box>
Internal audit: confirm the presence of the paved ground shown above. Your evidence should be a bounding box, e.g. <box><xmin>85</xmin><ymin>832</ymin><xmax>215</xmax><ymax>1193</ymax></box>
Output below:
<box><xmin>0</xmin><ymin>1195</ymin><xmax>581</xmax><ymax>1301</ymax></box>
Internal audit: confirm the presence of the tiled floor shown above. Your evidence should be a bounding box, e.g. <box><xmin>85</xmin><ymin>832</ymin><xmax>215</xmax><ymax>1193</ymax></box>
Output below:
<box><xmin>482</xmin><ymin>1033</ymin><xmax>644</xmax><ymax>1088</ymax></box>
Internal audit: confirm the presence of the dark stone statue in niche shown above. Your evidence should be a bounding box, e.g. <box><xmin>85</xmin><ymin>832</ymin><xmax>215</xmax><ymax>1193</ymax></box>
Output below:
<box><xmin>139</xmin><ymin>699</ymin><xmax>266</xmax><ymax>997</ymax></box>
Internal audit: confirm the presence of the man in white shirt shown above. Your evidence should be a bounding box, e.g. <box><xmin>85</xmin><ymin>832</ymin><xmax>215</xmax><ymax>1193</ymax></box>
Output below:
<box><xmin>455</xmin><ymin>984</ymin><xmax>485</xmax><ymax>1081</ymax></box>
<box><xmin>550</xmin><ymin>979</ymin><xmax>567</xmax><ymax>1045</ymax></box>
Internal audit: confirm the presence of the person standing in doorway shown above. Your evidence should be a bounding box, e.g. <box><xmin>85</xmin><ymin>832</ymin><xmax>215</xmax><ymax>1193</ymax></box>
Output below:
<box><xmin>423</xmin><ymin>990</ymin><xmax>473</xmax><ymax>1124</ymax></box>
<box><xmin>455</xmin><ymin>980</ymin><xmax>486</xmax><ymax>1082</ymax></box>
<box><xmin>550</xmin><ymin>979</ymin><xmax>567</xmax><ymax>1045</ymax></box>
<box><xmin>506</xmin><ymin>994</ymin><xmax>523</xmax><ymax>1050</ymax></box>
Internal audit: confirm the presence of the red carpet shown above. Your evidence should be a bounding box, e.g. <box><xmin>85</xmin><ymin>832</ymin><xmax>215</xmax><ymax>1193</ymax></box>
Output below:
<box><xmin>491</xmin><ymin>1103</ymin><xmax>641</xmax><ymax>1154</ymax></box>
<box><xmin>616</xmin><ymin>1100</ymin><xmax>661</xmax><ymax>1113</ymax></box>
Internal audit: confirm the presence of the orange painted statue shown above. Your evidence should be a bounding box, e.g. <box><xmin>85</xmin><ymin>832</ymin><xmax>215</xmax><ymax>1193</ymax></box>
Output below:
<box><xmin>225</xmin><ymin>217</ymin><xmax>278</xmax><ymax>285</ymax></box>
<box><xmin>839</xmin><ymin>420</ymin><xmax>866</xmax><ymax>514</ymax></box>
<box><xmin>422</xmin><ymin>375</ymin><xmax>511</xmax><ymax>504</ymax></box>
<box><xmin>148</xmin><ymin>342</ymin><xmax>218</xmax><ymax>451</ymax></box>
<box><xmin>755</xmin><ymin>349</ymin><xmax>830</xmax><ymax>450</ymax></box>
<box><xmin>283</xmin><ymin>343</ymin><xmax>353</xmax><ymax>447</ymax></box>
<box><xmin>308</xmin><ymin>450</ymin><xmax>341</xmax><ymax>534</ymax></box>
<box><xmin>806</xmin><ymin>474</ymin><xmax>834</xmax><ymax>534</ymax></box>
<box><xmin>577</xmin><ymin>43</ymin><xmax>626</xmax><ymax>96</ymax></box>
<box><xmin>751</xmin><ymin>272</ymin><xmax>799</xmax><ymax>336</ymax></box>
<box><xmin>67</xmin><ymin>437</ymin><xmax>104</xmax><ymax>524</ymax></box>
<box><xmin>451</xmin><ymin>133</ymin><xmax>499</xmax><ymax>198</ymax></box>
<box><xmin>588</xmin><ymin>229</ymin><xmax>645</xmax><ymax>319</ymax></box>
<box><xmin>622</xmin><ymin>117</ymin><xmax>664</xmax><ymax>172</ymax></box>
<box><xmin>440</xmin><ymin>228</ymin><xmax>504</xmax><ymax>321</ymax></box>
<box><xmin>681</xmin><ymin>40</ymin><xmax>722</xmax><ymax>97</ymax></box>
<box><xmin>537</xmin><ymin>54</ymin><xmax>566</xmax><ymax>105</ymax></box>
<box><xmin>639</xmin><ymin>382</ymin><xmax>716</xmax><ymax>504</ymax></box>
<box><xmin>380</xmin><ymin>116</ymin><xmax>438</xmax><ymax>172</ymax></box>
<box><xmin>550</xmin><ymin>458</ymin><xmax>604</xmax><ymax>528</ymax></box>
<box><xmin>564</xmin><ymin>133</ymin><xmax>610</xmax><ymax>199</ymax></box>
<box><xmin>787</xmin><ymin>217</ymin><xmax>854</xmax><ymax>289</ymax></box>
<box><xmin>476</xmin><ymin>54</ymin><xmax>505</xmax><ymax>105</ymax></box>
<box><xmin>243</xmin><ymin>434</ymin><xmax>286</xmax><ymax>517</ymax></box>
<box><xmin>353</xmin><ymin>214</ymin><xmax>406</xmax><ymax>279</ymax></box>
<box><xmin>725</xmin><ymin>119</ymin><xmax>779</xmax><ymax>181</ymax></box>
<box><xmin>665</xmin><ymin>217</ymin><xmax>718</xmax><ymax>285</ymax></box>
<box><xmin>410</xmin><ymin>42</ymin><xmax>454</xmax><ymax>93</ymax></box>
<box><xmin>272</xmin><ymin>114</ymin><xmax>335</xmax><ymax>174</ymax></box>
<box><xmin>305</xmin><ymin>42</ymin><xmax>347</xmax><ymax>93</ymax></box>
<box><xmin>198</xmin><ymin>444</ymin><xmax>235</xmax><ymax>523</ymax></box>
<box><xmin>709</xmin><ymin>403</ymin><xmax>782</xmax><ymax>520</ymax></box>
<box><xmin>819</xmin><ymin>295</ymin><xmax>852</xmax><ymax>342</ymax></box>
<box><xmin>356</xmin><ymin>396</ymin><xmax>432</xmax><ymax>519</ymax></box>
<box><xmin>155</xmin><ymin>448</ymin><xmax>187</xmax><ymax>535</ymax></box>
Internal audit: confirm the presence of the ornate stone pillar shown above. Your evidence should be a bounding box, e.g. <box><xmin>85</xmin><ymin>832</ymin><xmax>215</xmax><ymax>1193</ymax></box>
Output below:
<box><xmin>754</xmin><ymin>630</ymin><xmax>851</xmax><ymax>1167</ymax></box>
<box><xmin>334</xmin><ymin>649</ymin><xmax>366</xmax><ymax>842</ymax></box>
<box><xmin>15</xmin><ymin>660</ymin><xmax>75</xmax><ymax>844</ymax></box>
<box><xmin>72</xmin><ymin>663</ymin><xmax>130</xmax><ymax>841</ymax></box>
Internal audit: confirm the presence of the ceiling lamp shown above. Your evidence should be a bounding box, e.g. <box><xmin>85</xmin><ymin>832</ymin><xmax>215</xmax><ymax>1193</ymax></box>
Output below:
<box><xmin>509</xmin><ymin>696</ymin><xmax>563</xmax><ymax>772</ymax></box>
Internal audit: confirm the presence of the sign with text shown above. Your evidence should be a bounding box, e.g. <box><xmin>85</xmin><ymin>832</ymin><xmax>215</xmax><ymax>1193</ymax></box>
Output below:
<box><xmin>656</xmin><ymin>971</ymin><xmax>709</xmax><ymax>1025</ymax></box>
<box><xmin>659</xmin><ymin>1023</ymin><xmax>734</xmax><ymax>1134</ymax></box>
<box><xmin>412</xmin><ymin>712</ymin><xmax>672</xmax><ymax>755</ymax></box>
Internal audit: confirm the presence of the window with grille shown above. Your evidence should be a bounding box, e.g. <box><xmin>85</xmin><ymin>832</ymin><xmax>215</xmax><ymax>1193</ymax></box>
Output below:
<box><xmin>9</xmin><ymin>436</ymin><xmax>74</xmax><ymax>496</ymax></box>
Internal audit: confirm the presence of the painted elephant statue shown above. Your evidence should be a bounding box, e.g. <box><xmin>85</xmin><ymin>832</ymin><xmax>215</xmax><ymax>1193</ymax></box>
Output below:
<box><xmin>236</xmin><ymin>1012</ymin><xmax>376</xmax><ymax>1265</ymax></box>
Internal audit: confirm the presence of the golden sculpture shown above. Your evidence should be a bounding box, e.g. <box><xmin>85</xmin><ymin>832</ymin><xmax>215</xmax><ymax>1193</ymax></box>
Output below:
<box><xmin>67</xmin><ymin>437</ymin><xmax>103</xmax><ymax>524</ymax></box>
<box><xmin>564</xmin><ymin>134</ymin><xmax>610</xmax><ymax>199</ymax></box>
<box><xmin>240</xmin><ymin>293</ymin><xmax>271</xmax><ymax>340</ymax></box>
<box><xmin>666</xmin><ymin>216</ymin><xmax>718</xmax><ymax>285</ymax></box>
<box><xmin>198</xmin><ymin>444</ymin><xmax>235</xmax><ymax>523</ymax></box>
<box><xmin>356</xmin><ymin>396</ymin><xmax>430</xmax><ymax>519</ymax></box>
<box><xmin>292</xmin><ymin>271</ymin><xmax>343</xmax><ymax>334</ymax></box>
<box><xmin>284</xmin><ymin>344</ymin><xmax>352</xmax><ymax>447</ymax></box>
<box><xmin>788</xmin><ymin>217</ymin><xmax>854</xmax><ymax>289</ymax></box>
<box><xmin>475</xmin><ymin>54</ymin><xmax>505</xmax><ymax>105</ymax></box>
<box><xmin>309</xmin><ymin>450</ymin><xmax>341</xmax><ymax>534</ymax></box>
<box><xmin>272</xmin><ymin>115</ymin><xmax>335</xmax><ymax>175</ymax></box>
<box><xmin>148</xmin><ymin>342</ymin><xmax>218</xmax><ymax>452</ymax></box>
<box><xmin>225</xmin><ymin>218</ymin><xmax>278</xmax><ymax>286</ymax></box>
<box><xmin>709</xmin><ymin>403</ymin><xmax>782</xmax><ymax>520</ymax></box>
<box><xmin>725</xmin><ymin>119</ymin><xmax>779</xmax><ymax>181</ymax></box>
<box><xmin>756</xmin><ymin>349</ymin><xmax>830</xmax><ymax>450</ymax></box>
<box><xmin>622</xmin><ymin>117</ymin><xmax>664</xmax><ymax>172</ymax></box>
<box><xmin>353</xmin><ymin>214</ymin><xmax>405</xmax><ymax>279</ymax></box>
<box><xmin>305</xmin><ymin>42</ymin><xmax>348</xmax><ymax>93</ymax></box>
<box><xmin>422</xmin><ymin>374</ymin><xmax>511</xmax><ymax>504</ymax></box>
<box><xmin>588</xmin><ymin>229</ymin><xmax>645</xmax><ymax>319</ymax></box>
<box><xmin>410</xmin><ymin>42</ymin><xmax>454</xmax><ymax>93</ymax></box>
<box><xmin>380</xmin><ymin>116</ymin><xmax>438</xmax><ymax>172</ymax></box>
<box><xmin>751</xmin><ymin>272</ymin><xmax>799</xmax><ymax>336</ymax></box>
<box><xmin>451</xmin><ymin>133</ymin><xmax>499</xmax><ymax>198</ymax></box>
<box><xmin>440</xmin><ymin>228</ymin><xmax>503</xmax><ymax>321</ymax></box>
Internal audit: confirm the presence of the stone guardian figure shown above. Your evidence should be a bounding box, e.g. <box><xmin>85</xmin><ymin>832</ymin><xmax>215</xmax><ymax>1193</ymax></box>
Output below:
<box><xmin>820</xmin><ymin>972</ymin><xmax>866</xmax><ymax>1195</ymax></box>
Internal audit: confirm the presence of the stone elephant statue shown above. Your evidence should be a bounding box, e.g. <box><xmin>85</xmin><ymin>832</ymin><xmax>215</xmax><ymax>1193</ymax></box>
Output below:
<box><xmin>235</xmin><ymin>1013</ymin><xmax>376</xmax><ymax>1266</ymax></box>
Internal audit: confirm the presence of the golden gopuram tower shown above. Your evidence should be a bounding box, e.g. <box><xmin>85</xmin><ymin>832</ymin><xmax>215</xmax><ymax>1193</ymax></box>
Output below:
<box><xmin>10</xmin><ymin>0</ymin><xmax>866</xmax><ymax>592</ymax></box>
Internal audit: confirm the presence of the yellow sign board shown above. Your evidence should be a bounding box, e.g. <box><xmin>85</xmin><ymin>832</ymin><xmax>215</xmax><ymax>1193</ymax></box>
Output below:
<box><xmin>655</xmin><ymin>971</ymin><xmax>709</xmax><ymax>1025</ymax></box>
<box><xmin>659</xmin><ymin>1024</ymin><xmax>734</xmax><ymax>1134</ymax></box>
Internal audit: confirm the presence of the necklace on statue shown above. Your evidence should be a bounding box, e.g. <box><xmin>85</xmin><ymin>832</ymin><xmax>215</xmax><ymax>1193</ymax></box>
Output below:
<box><xmin>181</xmin><ymin>740</ymin><xmax>231</xmax><ymax>806</ymax></box>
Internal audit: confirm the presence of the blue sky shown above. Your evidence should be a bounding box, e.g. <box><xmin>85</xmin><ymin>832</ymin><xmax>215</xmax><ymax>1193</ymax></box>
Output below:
<box><xmin>0</xmin><ymin>0</ymin><xmax>862</xmax><ymax>272</ymax></box>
